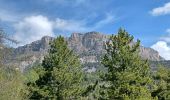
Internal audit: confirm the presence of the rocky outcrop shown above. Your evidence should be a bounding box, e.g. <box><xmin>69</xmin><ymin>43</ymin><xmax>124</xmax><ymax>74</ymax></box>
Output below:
<box><xmin>140</xmin><ymin>46</ymin><xmax>164</xmax><ymax>61</ymax></box>
<box><xmin>12</xmin><ymin>32</ymin><xmax>164</xmax><ymax>71</ymax></box>
<box><xmin>67</xmin><ymin>32</ymin><xmax>106</xmax><ymax>54</ymax></box>
<box><xmin>14</xmin><ymin>36</ymin><xmax>54</xmax><ymax>55</ymax></box>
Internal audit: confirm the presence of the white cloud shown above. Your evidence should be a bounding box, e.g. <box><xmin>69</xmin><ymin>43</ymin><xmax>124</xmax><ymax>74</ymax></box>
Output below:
<box><xmin>151</xmin><ymin>2</ymin><xmax>170</xmax><ymax>16</ymax></box>
<box><xmin>13</xmin><ymin>15</ymin><xmax>90</xmax><ymax>46</ymax></box>
<box><xmin>151</xmin><ymin>41</ymin><xmax>170</xmax><ymax>60</ymax></box>
<box><xmin>13</xmin><ymin>13</ymin><xmax>116</xmax><ymax>46</ymax></box>
<box><xmin>54</xmin><ymin>18</ymin><xmax>88</xmax><ymax>32</ymax></box>
<box><xmin>151</xmin><ymin>29</ymin><xmax>170</xmax><ymax>60</ymax></box>
<box><xmin>14</xmin><ymin>15</ymin><xmax>54</xmax><ymax>46</ymax></box>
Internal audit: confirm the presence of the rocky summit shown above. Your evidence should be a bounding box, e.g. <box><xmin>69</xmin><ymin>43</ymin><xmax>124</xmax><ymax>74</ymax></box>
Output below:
<box><xmin>11</xmin><ymin>32</ymin><xmax>164</xmax><ymax>72</ymax></box>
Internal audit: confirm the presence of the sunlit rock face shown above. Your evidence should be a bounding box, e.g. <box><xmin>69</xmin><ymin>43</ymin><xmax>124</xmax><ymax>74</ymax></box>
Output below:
<box><xmin>12</xmin><ymin>32</ymin><xmax>164</xmax><ymax>72</ymax></box>
<box><xmin>139</xmin><ymin>46</ymin><xmax>164</xmax><ymax>61</ymax></box>
<box><xmin>68</xmin><ymin>32</ymin><xmax>106</xmax><ymax>54</ymax></box>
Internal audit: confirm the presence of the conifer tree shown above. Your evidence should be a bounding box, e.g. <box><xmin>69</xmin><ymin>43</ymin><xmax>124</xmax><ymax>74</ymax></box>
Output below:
<box><xmin>101</xmin><ymin>28</ymin><xmax>155</xmax><ymax>99</ymax></box>
<box><xmin>152</xmin><ymin>66</ymin><xmax>170</xmax><ymax>100</ymax></box>
<box><xmin>29</xmin><ymin>36</ymin><xmax>84</xmax><ymax>99</ymax></box>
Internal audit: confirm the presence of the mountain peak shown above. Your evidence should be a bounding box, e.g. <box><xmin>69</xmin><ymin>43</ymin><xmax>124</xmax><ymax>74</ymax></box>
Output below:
<box><xmin>12</xmin><ymin>32</ymin><xmax>164</xmax><ymax>71</ymax></box>
<box><xmin>15</xmin><ymin>32</ymin><xmax>164</xmax><ymax>61</ymax></box>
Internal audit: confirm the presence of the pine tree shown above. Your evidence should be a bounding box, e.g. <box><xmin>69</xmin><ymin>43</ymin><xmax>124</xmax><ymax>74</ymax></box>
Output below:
<box><xmin>101</xmin><ymin>28</ymin><xmax>155</xmax><ymax>99</ymax></box>
<box><xmin>29</xmin><ymin>36</ymin><xmax>84</xmax><ymax>99</ymax></box>
<box><xmin>152</xmin><ymin>66</ymin><xmax>170</xmax><ymax>100</ymax></box>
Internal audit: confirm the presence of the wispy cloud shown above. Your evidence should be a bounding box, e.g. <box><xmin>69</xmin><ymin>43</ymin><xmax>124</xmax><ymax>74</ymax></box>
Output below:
<box><xmin>0</xmin><ymin>9</ymin><xmax>20</xmax><ymax>22</ymax></box>
<box><xmin>93</xmin><ymin>13</ymin><xmax>115</xmax><ymax>29</ymax></box>
<box><xmin>54</xmin><ymin>18</ymin><xmax>88</xmax><ymax>32</ymax></box>
<box><xmin>53</xmin><ymin>12</ymin><xmax>116</xmax><ymax>33</ymax></box>
<box><xmin>160</xmin><ymin>29</ymin><xmax>170</xmax><ymax>42</ymax></box>
<box><xmin>151</xmin><ymin>2</ymin><xmax>170</xmax><ymax>16</ymax></box>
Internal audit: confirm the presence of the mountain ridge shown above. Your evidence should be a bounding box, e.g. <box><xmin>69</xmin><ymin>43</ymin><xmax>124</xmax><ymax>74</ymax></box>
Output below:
<box><xmin>12</xmin><ymin>32</ymin><xmax>164</xmax><ymax>71</ymax></box>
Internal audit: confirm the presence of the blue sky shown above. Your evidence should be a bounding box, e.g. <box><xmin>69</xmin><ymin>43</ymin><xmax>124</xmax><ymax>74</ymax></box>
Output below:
<box><xmin>1</xmin><ymin>0</ymin><xmax>170</xmax><ymax>59</ymax></box>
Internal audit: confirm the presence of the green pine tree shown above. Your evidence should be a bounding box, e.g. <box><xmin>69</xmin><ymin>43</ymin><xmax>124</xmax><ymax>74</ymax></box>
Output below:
<box><xmin>152</xmin><ymin>66</ymin><xmax>170</xmax><ymax>100</ymax></box>
<box><xmin>101</xmin><ymin>28</ymin><xmax>156</xmax><ymax>100</ymax></box>
<box><xmin>28</xmin><ymin>36</ymin><xmax>84</xmax><ymax>99</ymax></box>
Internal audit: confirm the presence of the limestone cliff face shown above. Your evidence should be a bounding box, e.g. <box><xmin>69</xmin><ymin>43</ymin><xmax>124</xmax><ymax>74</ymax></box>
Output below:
<box><xmin>12</xmin><ymin>32</ymin><xmax>164</xmax><ymax>71</ymax></box>
<box><xmin>68</xmin><ymin>32</ymin><xmax>85</xmax><ymax>53</ymax></box>
<box><xmin>140</xmin><ymin>46</ymin><xmax>163</xmax><ymax>61</ymax></box>
<box><xmin>67</xmin><ymin>32</ymin><xmax>106</xmax><ymax>54</ymax></box>
<box><xmin>14</xmin><ymin>36</ymin><xmax>53</xmax><ymax>55</ymax></box>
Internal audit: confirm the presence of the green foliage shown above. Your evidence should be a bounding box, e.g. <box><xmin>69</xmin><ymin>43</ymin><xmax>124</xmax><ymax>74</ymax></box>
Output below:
<box><xmin>1</xmin><ymin>28</ymin><xmax>170</xmax><ymax>100</ymax></box>
<box><xmin>0</xmin><ymin>67</ymin><xmax>26</xmax><ymax>100</ymax></box>
<box><xmin>152</xmin><ymin>66</ymin><xmax>170</xmax><ymax>100</ymax></box>
<box><xmin>0</xmin><ymin>28</ymin><xmax>26</xmax><ymax>100</ymax></box>
<box><xmin>101</xmin><ymin>28</ymin><xmax>155</xmax><ymax>100</ymax></box>
<box><xmin>81</xmin><ymin>71</ymin><xmax>103</xmax><ymax>99</ymax></box>
<box><xmin>24</xmin><ymin>66</ymin><xmax>39</xmax><ymax>83</ymax></box>
<box><xmin>28</xmin><ymin>36</ymin><xmax>84</xmax><ymax>99</ymax></box>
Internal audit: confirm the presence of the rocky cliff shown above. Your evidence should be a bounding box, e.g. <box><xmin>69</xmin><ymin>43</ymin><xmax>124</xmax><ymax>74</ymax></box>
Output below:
<box><xmin>12</xmin><ymin>32</ymin><xmax>164</xmax><ymax>72</ymax></box>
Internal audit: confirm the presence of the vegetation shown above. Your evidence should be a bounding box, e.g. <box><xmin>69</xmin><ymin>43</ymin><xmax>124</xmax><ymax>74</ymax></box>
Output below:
<box><xmin>0</xmin><ymin>29</ymin><xmax>26</xmax><ymax>100</ymax></box>
<box><xmin>0</xmin><ymin>68</ymin><xmax>26</xmax><ymax>100</ymax></box>
<box><xmin>27</xmin><ymin>36</ymin><xmax>84</xmax><ymax>99</ymax></box>
<box><xmin>152</xmin><ymin>66</ymin><xmax>170</xmax><ymax>100</ymax></box>
<box><xmin>0</xmin><ymin>28</ymin><xmax>169</xmax><ymax>100</ymax></box>
<box><xmin>100</xmin><ymin>28</ymin><xmax>156</xmax><ymax>99</ymax></box>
